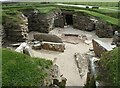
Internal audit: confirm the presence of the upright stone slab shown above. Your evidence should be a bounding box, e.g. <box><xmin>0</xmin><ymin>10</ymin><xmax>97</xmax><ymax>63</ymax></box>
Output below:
<box><xmin>92</xmin><ymin>39</ymin><xmax>113</xmax><ymax>57</ymax></box>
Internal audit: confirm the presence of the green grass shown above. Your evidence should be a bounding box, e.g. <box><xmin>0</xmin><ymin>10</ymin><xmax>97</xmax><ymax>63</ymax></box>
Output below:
<box><xmin>88</xmin><ymin>8</ymin><xmax>119</xmax><ymax>18</ymax></box>
<box><xmin>2</xmin><ymin>48</ymin><xmax>52</xmax><ymax>86</ymax></box>
<box><xmin>37</xmin><ymin>6</ymin><xmax>57</xmax><ymax>14</ymax></box>
<box><xmin>97</xmin><ymin>47</ymin><xmax>120</xmax><ymax>86</ymax></box>
<box><xmin>77</xmin><ymin>10</ymin><xmax>118</xmax><ymax>26</ymax></box>
<box><xmin>2</xmin><ymin>10</ymin><xmax>24</xmax><ymax>25</ymax></box>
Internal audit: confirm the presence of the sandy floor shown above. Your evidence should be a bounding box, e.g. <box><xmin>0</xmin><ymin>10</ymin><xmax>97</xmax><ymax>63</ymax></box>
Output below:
<box><xmin>31</xmin><ymin>26</ymin><xmax>113</xmax><ymax>86</ymax></box>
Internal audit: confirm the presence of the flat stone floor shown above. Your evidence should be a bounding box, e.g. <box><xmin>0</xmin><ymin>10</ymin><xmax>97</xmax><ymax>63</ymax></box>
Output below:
<box><xmin>31</xmin><ymin>26</ymin><xmax>113</xmax><ymax>86</ymax></box>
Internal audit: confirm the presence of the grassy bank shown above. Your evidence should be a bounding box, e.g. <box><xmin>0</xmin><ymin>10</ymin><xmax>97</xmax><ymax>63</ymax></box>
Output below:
<box><xmin>2</xmin><ymin>48</ymin><xmax>52</xmax><ymax>86</ymax></box>
<box><xmin>97</xmin><ymin>47</ymin><xmax>120</xmax><ymax>86</ymax></box>
<box><xmin>78</xmin><ymin>10</ymin><xmax>118</xmax><ymax>26</ymax></box>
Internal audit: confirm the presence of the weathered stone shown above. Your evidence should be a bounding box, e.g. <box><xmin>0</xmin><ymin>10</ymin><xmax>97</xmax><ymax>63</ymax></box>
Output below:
<box><xmin>95</xmin><ymin>21</ymin><xmax>114</xmax><ymax>38</ymax></box>
<box><xmin>28</xmin><ymin>9</ymin><xmax>63</xmax><ymax>33</ymax></box>
<box><xmin>92</xmin><ymin>39</ymin><xmax>113</xmax><ymax>57</ymax></box>
<box><xmin>73</xmin><ymin>12</ymin><xmax>95</xmax><ymax>31</ymax></box>
<box><xmin>15</xmin><ymin>42</ymin><xmax>33</xmax><ymax>57</ymax></box>
<box><xmin>3</xmin><ymin>14</ymin><xmax>28</xmax><ymax>42</ymax></box>
<box><xmin>54</xmin><ymin>15</ymin><xmax>64</xmax><ymax>28</ymax></box>
<box><xmin>112</xmin><ymin>31</ymin><xmax>120</xmax><ymax>46</ymax></box>
<box><xmin>74</xmin><ymin>53</ymin><xmax>88</xmax><ymax>77</ymax></box>
<box><xmin>0</xmin><ymin>26</ymin><xmax>6</xmax><ymax>45</ymax></box>
<box><xmin>41</xmin><ymin>42</ymin><xmax>65</xmax><ymax>52</ymax></box>
<box><xmin>34</xmin><ymin>33</ymin><xmax>63</xmax><ymax>43</ymax></box>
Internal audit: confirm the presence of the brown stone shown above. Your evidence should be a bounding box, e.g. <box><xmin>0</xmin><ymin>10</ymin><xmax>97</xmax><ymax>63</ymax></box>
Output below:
<box><xmin>41</xmin><ymin>42</ymin><xmax>65</xmax><ymax>52</ymax></box>
<box><xmin>95</xmin><ymin>21</ymin><xmax>114</xmax><ymax>38</ymax></box>
<box><xmin>73</xmin><ymin>13</ymin><xmax>95</xmax><ymax>31</ymax></box>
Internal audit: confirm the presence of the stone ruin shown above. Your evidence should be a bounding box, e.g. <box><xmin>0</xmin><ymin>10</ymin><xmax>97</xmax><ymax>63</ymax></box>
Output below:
<box><xmin>2</xmin><ymin>13</ymin><xmax>28</xmax><ymax>42</ymax></box>
<box><xmin>95</xmin><ymin>20</ymin><xmax>114</xmax><ymax>38</ymax></box>
<box><xmin>112</xmin><ymin>31</ymin><xmax>120</xmax><ymax>46</ymax></box>
<box><xmin>74</xmin><ymin>53</ymin><xmax>88</xmax><ymax>78</ymax></box>
<box><xmin>33</xmin><ymin>33</ymin><xmax>65</xmax><ymax>52</ymax></box>
<box><xmin>41</xmin><ymin>42</ymin><xmax>65</xmax><ymax>52</ymax></box>
<box><xmin>44</xmin><ymin>64</ymin><xmax>67</xmax><ymax>88</ymax></box>
<box><xmin>73</xmin><ymin>12</ymin><xmax>96</xmax><ymax>31</ymax></box>
<box><xmin>28</xmin><ymin>9</ymin><xmax>63</xmax><ymax>33</ymax></box>
<box><xmin>2</xmin><ymin>8</ymin><xmax>117</xmax><ymax>46</ymax></box>
<box><xmin>0</xmin><ymin>26</ymin><xmax>5</xmax><ymax>46</ymax></box>
<box><xmin>92</xmin><ymin>39</ymin><xmax>115</xmax><ymax>57</ymax></box>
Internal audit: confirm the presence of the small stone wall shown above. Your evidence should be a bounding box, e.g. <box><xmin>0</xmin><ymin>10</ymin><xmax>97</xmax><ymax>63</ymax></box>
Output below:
<box><xmin>54</xmin><ymin>15</ymin><xmax>64</xmax><ymax>28</ymax></box>
<box><xmin>41</xmin><ymin>42</ymin><xmax>65</xmax><ymax>52</ymax></box>
<box><xmin>73</xmin><ymin>12</ymin><xmax>95</xmax><ymax>31</ymax></box>
<box><xmin>1</xmin><ymin>26</ymin><xmax>6</xmax><ymax>45</ymax></box>
<box><xmin>95</xmin><ymin>21</ymin><xmax>114</xmax><ymax>38</ymax></box>
<box><xmin>3</xmin><ymin>14</ymin><xmax>28</xmax><ymax>42</ymax></box>
<box><xmin>28</xmin><ymin>9</ymin><xmax>63</xmax><ymax>33</ymax></box>
<box><xmin>92</xmin><ymin>39</ymin><xmax>113</xmax><ymax>57</ymax></box>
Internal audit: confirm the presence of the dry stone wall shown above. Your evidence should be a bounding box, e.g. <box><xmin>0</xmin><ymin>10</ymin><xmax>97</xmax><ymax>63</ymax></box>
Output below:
<box><xmin>28</xmin><ymin>9</ymin><xmax>63</xmax><ymax>33</ymax></box>
<box><xmin>3</xmin><ymin>16</ymin><xmax>28</xmax><ymax>42</ymax></box>
<box><xmin>28</xmin><ymin>13</ymin><xmax>49</xmax><ymax>33</ymax></box>
<box><xmin>1</xmin><ymin>26</ymin><xmax>6</xmax><ymax>45</ymax></box>
<box><xmin>54</xmin><ymin>15</ymin><xmax>64</xmax><ymax>28</ymax></box>
<box><xmin>73</xmin><ymin>12</ymin><xmax>95</xmax><ymax>31</ymax></box>
<box><xmin>92</xmin><ymin>39</ymin><xmax>113</xmax><ymax>57</ymax></box>
<box><xmin>95</xmin><ymin>21</ymin><xmax>114</xmax><ymax>38</ymax></box>
<box><xmin>2</xmin><ymin>8</ymin><xmax>117</xmax><ymax>43</ymax></box>
<box><xmin>41</xmin><ymin>42</ymin><xmax>65</xmax><ymax>52</ymax></box>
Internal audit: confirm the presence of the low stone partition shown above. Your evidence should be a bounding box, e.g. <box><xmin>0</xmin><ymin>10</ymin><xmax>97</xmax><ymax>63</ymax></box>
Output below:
<box><xmin>92</xmin><ymin>39</ymin><xmax>113</xmax><ymax>57</ymax></box>
<box><xmin>41</xmin><ymin>42</ymin><xmax>65</xmax><ymax>52</ymax></box>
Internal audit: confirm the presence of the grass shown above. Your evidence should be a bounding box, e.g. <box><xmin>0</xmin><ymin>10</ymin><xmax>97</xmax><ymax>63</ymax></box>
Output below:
<box><xmin>91</xmin><ymin>8</ymin><xmax>119</xmax><ymax>18</ymax></box>
<box><xmin>2</xmin><ymin>48</ymin><xmax>52</xmax><ymax>86</ymax></box>
<box><xmin>77</xmin><ymin>10</ymin><xmax>118</xmax><ymax>26</ymax></box>
<box><xmin>97</xmin><ymin>47</ymin><xmax>120</xmax><ymax>86</ymax></box>
<box><xmin>2</xmin><ymin>10</ymin><xmax>24</xmax><ymax>25</ymax></box>
<box><xmin>37</xmin><ymin>6</ymin><xmax>57</xmax><ymax>14</ymax></box>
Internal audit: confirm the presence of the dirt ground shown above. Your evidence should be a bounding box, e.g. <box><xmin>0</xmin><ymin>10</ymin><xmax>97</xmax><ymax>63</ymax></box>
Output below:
<box><xmin>31</xmin><ymin>26</ymin><xmax>113</xmax><ymax>86</ymax></box>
